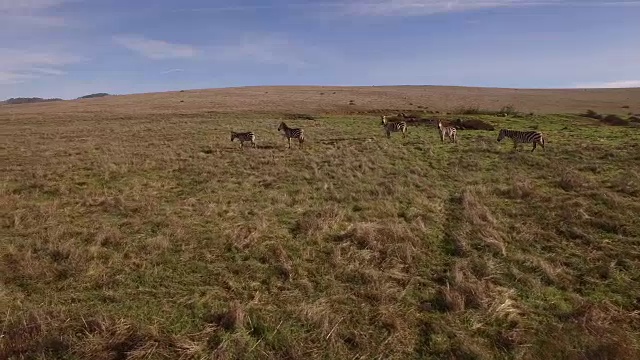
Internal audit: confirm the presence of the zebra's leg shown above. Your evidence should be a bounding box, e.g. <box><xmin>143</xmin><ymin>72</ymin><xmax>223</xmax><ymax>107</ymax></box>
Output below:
<box><xmin>287</xmin><ymin>137</ymin><xmax>291</xmax><ymax>149</ymax></box>
<box><xmin>512</xmin><ymin>140</ymin><xmax>518</xmax><ymax>151</ymax></box>
<box><xmin>532</xmin><ymin>142</ymin><xmax>537</xmax><ymax>152</ymax></box>
<box><xmin>240</xmin><ymin>141</ymin><xmax>244</xmax><ymax>148</ymax></box>
<box><xmin>299</xmin><ymin>137</ymin><xmax>304</xmax><ymax>148</ymax></box>
<box><xmin>403</xmin><ymin>129</ymin><xmax>406</xmax><ymax>138</ymax></box>
<box><xmin>386</xmin><ymin>130</ymin><xmax>391</xmax><ymax>138</ymax></box>
<box><xmin>541</xmin><ymin>140</ymin><xmax>545</xmax><ymax>151</ymax></box>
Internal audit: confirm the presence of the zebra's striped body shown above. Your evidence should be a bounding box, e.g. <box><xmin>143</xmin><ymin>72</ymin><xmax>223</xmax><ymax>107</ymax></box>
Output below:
<box><xmin>437</xmin><ymin>121</ymin><xmax>457</xmax><ymax>143</ymax></box>
<box><xmin>231</xmin><ymin>131</ymin><xmax>256</xmax><ymax>148</ymax></box>
<box><xmin>497</xmin><ymin>129</ymin><xmax>545</xmax><ymax>152</ymax></box>
<box><xmin>381</xmin><ymin>115</ymin><xmax>407</xmax><ymax>138</ymax></box>
<box><xmin>278</xmin><ymin>122</ymin><xmax>304</xmax><ymax>148</ymax></box>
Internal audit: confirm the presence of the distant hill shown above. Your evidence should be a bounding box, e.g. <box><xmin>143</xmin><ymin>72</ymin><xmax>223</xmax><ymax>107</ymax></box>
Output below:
<box><xmin>1</xmin><ymin>97</ymin><xmax>63</xmax><ymax>105</ymax></box>
<box><xmin>1</xmin><ymin>86</ymin><xmax>638</xmax><ymax>115</ymax></box>
<box><xmin>77</xmin><ymin>93</ymin><xmax>110</xmax><ymax>99</ymax></box>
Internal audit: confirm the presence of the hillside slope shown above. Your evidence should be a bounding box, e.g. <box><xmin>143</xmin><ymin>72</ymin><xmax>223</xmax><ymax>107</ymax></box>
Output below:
<box><xmin>2</xmin><ymin>85</ymin><xmax>640</xmax><ymax>116</ymax></box>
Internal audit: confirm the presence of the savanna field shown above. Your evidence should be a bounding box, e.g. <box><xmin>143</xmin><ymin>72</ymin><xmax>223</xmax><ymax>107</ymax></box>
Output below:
<box><xmin>1</xmin><ymin>86</ymin><xmax>640</xmax><ymax>359</ymax></box>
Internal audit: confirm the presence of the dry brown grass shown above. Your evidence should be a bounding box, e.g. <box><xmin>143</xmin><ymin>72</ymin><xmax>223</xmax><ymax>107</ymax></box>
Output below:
<box><xmin>2</xmin><ymin>90</ymin><xmax>640</xmax><ymax>359</ymax></box>
<box><xmin>2</xmin><ymin>85</ymin><xmax>640</xmax><ymax>116</ymax></box>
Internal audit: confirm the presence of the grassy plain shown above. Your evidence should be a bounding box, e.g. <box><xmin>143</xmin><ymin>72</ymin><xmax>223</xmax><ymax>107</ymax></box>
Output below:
<box><xmin>2</xmin><ymin>86</ymin><xmax>640</xmax><ymax>359</ymax></box>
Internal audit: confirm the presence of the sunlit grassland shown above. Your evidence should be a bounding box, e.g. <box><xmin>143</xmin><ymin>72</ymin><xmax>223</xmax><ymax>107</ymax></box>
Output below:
<box><xmin>1</xmin><ymin>111</ymin><xmax>640</xmax><ymax>359</ymax></box>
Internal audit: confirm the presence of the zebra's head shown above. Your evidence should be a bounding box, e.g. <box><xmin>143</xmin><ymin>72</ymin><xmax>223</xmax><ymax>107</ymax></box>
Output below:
<box><xmin>497</xmin><ymin>129</ymin><xmax>506</xmax><ymax>142</ymax></box>
<box><xmin>437</xmin><ymin>121</ymin><xmax>444</xmax><ymax>130</ymax></box>
<box><xmin>230</xmin><ymin>131</ymin><xmax>237</xmax><ymax>141</ymax></box>
<box><xmin>278</xmin><ymin>122</ymin><xmax>285</xmax><ymax>131</ymax></box>
<box><xmin>380</xmin><ymin>115</ymin><xmax>387</xmax><ymax>125</ymax></box>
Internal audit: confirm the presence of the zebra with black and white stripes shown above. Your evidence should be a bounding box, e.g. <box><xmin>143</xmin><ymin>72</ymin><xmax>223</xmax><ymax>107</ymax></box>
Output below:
<box><xmin>437</xmin><ymin>120</ymin><xmax>457</xmax><ymax>143</ymax></box>
<box><xmin>230</xmin><ymin>131</ymin><xmax>257</xmax><ymax>148</ymax></box>
<box><xmin>381</xmin><ymin>115</ymin><xmax>407</xmax><ymax>138</ymax></box>
<box><xmin>497</xmin><ymin>129</ymin><xmax>545</xmax><ymax>152</ymax></box>
<box><xmin>278</xmin><ymin>122</ymin><xmax>305</xmax><ymax>149</ymax></box>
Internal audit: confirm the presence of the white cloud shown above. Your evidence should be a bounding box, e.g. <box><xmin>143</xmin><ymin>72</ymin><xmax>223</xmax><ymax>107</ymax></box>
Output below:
<box><xmin>114</xmin><ymin>35</ymin><xmax>198</xmax><ymax>59</ymax></box>
<box><xmin>0</xmin><ymin>72</ymin><xmax>40</xmax><ymax>85</ymax></box>
<box><xmin>0</xmin><ymin>0</ymin><xmax>67</xmax><ymax>11</ymax></box>
<box><xmin>343</xmin><ymin>0</ymin><xmax>519</xmax><ymax>16</ymax></box>
<box><xmin>161</xmin><ymin>68</ymin><xmax>185</xmax><ymax>74</ymax></box>
<box><xmin>31</xmin><ymin>67</ymin><xmax>67</xmax><ymax>75</ymax></box>
<box><xmin>573</xmin><ymin>80</ymin><xmax>640</xmax><ymax>88</ymax></box>
<box><xmin>208</xmin><ymin>34</ymin><xmax>309</xmax><ymax>68</ymax></box>
<box><xmin>0</xmin><ymin>48</ymin><xmax>83</xmax><ymax>85</ymax></box>
<box><xmin>341</xmin><ymin>0</ymin><xmax>640</xmax><ymax>16</ymax></box>
<box><xmin>0</xmin><ymin>0</ymin><xmax>71</xmax><ymax>28</ymax></box>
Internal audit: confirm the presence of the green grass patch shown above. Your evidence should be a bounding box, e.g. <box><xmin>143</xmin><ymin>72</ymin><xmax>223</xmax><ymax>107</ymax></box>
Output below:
<box><xmin>1</xmin><ymin>112</ymin><xmax>640</xmax><ymax>359</ymax></box>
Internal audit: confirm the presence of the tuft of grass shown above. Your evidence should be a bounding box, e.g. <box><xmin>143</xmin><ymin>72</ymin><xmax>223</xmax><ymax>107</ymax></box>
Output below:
<box><xmin>499</xmin><ymin>104</ymin><xmax>518</xmax><ymax>116</ymax></box>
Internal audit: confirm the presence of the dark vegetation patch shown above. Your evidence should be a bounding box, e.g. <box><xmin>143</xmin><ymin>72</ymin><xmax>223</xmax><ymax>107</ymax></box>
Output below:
<box><xmin>601</xmin><ymin>114</ymin><xmax>629</xmax><ymax>126</ymax></box>
<box><xmin>2</xmin><ymin>97</ymin><xmax>63</xmax><ymax>105</ymax></box>
<box><xmin>78</xmin><ymin>93</ymin><xmax>111</xmax><ymax>99</ymax></box>
<box><xmin>282</xmin><ymin>113</ymin><xmax>316</xmax><ymax>121</ymax></box>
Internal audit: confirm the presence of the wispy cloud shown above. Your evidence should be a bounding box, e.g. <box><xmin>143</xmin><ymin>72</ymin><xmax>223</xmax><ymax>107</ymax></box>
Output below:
<box><xmin>341</xmin><ymin>0</ymin><xmax>640</xmax><ymax>16</ymax></box>
<box><xmin>574</xmin><ymin>80</ymin><xmax>640</xmax><ymax>88</ymax></box>
<box><xmin>161</xmin><ymin>68</ymin><xmax>185</xmax><ymax>74</ymax></box>
<box><xmin>0</xmin><ymin>0</ymin><xmax>71</xmax><ymax>27</ymax></box>
<box><xmin>0</xmin><ymin>72</ymin><xmax>40</xmax><ymax>85</ymax></box>
<box><xmin>0</xmin><ymin>0</ymin><xmax>70</xmax><ymax>11</ymax></box>
<box><xmin>31</xmin><ymin>67</ymin><xmax>67</xmax><ymax>76</ymax></box>
<box><xmin>114</xmin><ymin>35</ymin><xmax>198</xmax><ymax>59</ymax></box>
<box><xmin>208</xmin><ymin>34</ymin><xmax>310</xmax><ymax>68</ymax></box>
<box><xmin>0</xmin><ymin>48</ymin><xmax>83</xmax><ymax>85</ymax></box>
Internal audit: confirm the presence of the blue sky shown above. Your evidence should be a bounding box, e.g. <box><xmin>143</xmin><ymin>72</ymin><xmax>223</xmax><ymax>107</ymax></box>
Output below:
<box><xmin>1</xmin><ymin>0</ymin><xmax>639</xmax><ymax>99</ymax></box>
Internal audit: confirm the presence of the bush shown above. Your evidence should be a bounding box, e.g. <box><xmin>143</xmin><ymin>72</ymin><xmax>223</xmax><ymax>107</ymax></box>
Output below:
<box><xmin>601</xmin><ymin>115</ymin><xmax>629</xmax><ymax>126</ymax></box>
<box><xmin>283</xmin><ymin>113</ymin><xmax>316</xmax><ymax>121</ymax></box>
<box><xmin>499</xmin><ymin>105</ymin><xmax>518</xmax><ymax>116</ymax></box>
<box><xmin>454</xmin><ymin>118</ymin><xmax>495</xmax><ymax>131</ymax></box>
<box><xmin>453</xmin><ymin>106</ymin><xmax>495</xmax><ymax>115</ymax></box>
<box><xmin>78</xmin><ymin>93</ymin><xmax>110</xmax><ymax>99</ymax></box>
<box><xmin>582</xmin><ymin>110</ymin><xmax>603</xmax><ymax>120</ymax></box>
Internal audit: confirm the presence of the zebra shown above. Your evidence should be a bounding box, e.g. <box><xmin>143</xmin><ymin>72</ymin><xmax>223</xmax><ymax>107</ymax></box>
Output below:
<box><xmin>381</xmin><ymin>115</ymin><xmax>407</xmax><ymax>138</ymax></box>
<box><xmin>497</xmin><ymin>129</ymin><xmax>545</xmax><ymax>152</ymax></box>
<box><xmin>230</xmin><ymin>131</ymin><xmax>257</xmax><ymax>148</ymax></box>
<box><xmin>437</xmin><ymin>120</ymin><xmax>457</xmax><ymax>143</ymax></box>
<box><xmin>277</xmin><ymin>122</ymin><xmax>305</xmax><ymax>149</ymax></box>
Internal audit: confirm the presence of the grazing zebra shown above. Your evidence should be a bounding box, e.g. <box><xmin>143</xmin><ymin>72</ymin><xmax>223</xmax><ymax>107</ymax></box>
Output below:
<box><xmin>497</xmin><ymin>129</ymin><xmax>545</xmax><ymax>152</ymax></box>
<box><xmin>381</xmin><ymin>115</ymin><xmax>407</xmax><ymax>138</ymax></box>
<box><xmin>437</xmin><ymin>120</ymin><xmax>457</xmax><ymax>143</ymax></box>
<box><xmin>230</xmin><ymin>131</ymin><xmax>257</xmax><ymax>148</ymax></box>
<box><xmin>277</xmin><ymin>122</ymin><xmax>305</xmax><ymax>149</ymax></box>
